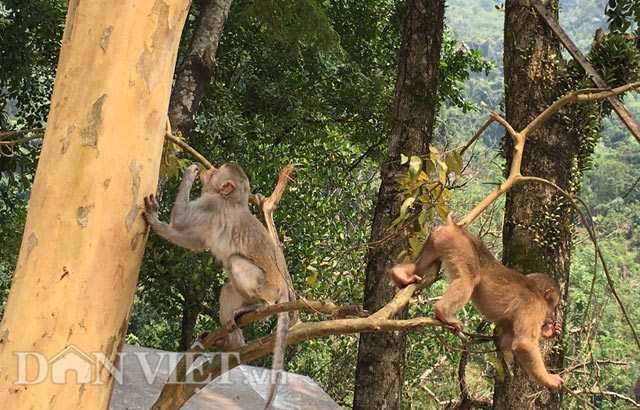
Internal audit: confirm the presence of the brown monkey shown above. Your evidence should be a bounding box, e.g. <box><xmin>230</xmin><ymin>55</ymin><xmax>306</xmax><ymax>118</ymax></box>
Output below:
<box><xmin>143</xmin><ymin>163</ymin><xmax>296</xmax><ymax>409</ymax></box>
<box><xmin>391</xmin><ymin>215</ymin><xmax>563</xmax><ymax>392</ymax></box>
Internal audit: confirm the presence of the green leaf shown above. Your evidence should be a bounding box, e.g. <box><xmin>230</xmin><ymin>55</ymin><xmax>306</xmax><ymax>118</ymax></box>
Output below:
<box><xmin>435</xmin><ymin>202</ymin><xmax>449</xmax><ymax>219</ymax></box>
<box><xmin>408</xmin><ymin>156</ymin><xmax>422</xmax><ymax>179</ymax></box>
<box><xmin>445</xmin><ymin>151</ymin><xmax>464</xmax><ymax>176</ymax></box>
<box><xmin>399</xmin><ymin>197</ymin><xmax>416</xmax><ymax>220</ymax></box>
<box><xmin>400</xmin><ymin>153</ymin><xmax>409</xmax><ymax>164</ymax></box>
<box><xmin>425</xmin><ymin>159</ymin><xmax>436</xmax><ymax>176</ymax></box>
<box><xmin>306</xmin><ymin>268</ymin><xmax>318</xmax><ymax>286</ymax></box>
<box><xmin>408</xmin><ymin>235</ymin><xmax>422</xmax><ymax>254</ymax></box>
<box><xmin>418</xmin><ymin>208</ymin><xmax>430</xmax><ymax>231</ymax></box>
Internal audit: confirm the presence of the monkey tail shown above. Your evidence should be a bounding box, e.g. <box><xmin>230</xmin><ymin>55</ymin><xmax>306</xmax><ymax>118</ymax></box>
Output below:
<box><xmin>263</xmin><ymin>310</ymin><xmax>290</xmax><ymax>410</ymax></box>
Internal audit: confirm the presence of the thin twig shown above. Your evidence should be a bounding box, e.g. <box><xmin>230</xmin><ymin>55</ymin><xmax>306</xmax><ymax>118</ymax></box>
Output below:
<box><xmin>460</xmin><ymin>116</ymin><xmax>496</xmax><ymax>156</ymax></box>
<box><xmin>0</xmin><ymin>127</ymin><xmax>45</xmax><ymax>139</ymax></box>
<box><xmin>164</xmin><ymin>119</ymin><xmax>213</xmax><ymax>169</ymax></box>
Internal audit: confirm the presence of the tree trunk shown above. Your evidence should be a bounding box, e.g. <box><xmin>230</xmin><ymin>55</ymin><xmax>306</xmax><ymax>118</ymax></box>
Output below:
<box><xmin>0</xmin><ymin>1</ymin><xmax>189</xmax><ymax>408</ymax></box>
<box><xmin>496</xmin><ymin>0</ymin><xmax>573</xmax><ymax>407</ymax></box>
<box><xmin>168</xmin><ymin>0</ymin><xmax>232</xmax><ymax>136</ymax></box>
<box><xmin>179</xmin><ymin>300</ymin><xmax>198</xmax><ymax>351</ymax></box>
<box><xmin>353</xmin><ymin>1</ymin><xmax>445</xmax><ymax>409</ymax></box>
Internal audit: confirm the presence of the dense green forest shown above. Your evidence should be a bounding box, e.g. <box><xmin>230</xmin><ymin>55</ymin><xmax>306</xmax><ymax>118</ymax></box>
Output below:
<box><xmin>1</xmin><ymin>0</ymin><xmax>639</xmax><ymax>408</ymax></box>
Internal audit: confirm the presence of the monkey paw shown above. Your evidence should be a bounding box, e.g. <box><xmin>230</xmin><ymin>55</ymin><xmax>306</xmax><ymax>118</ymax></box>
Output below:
<box><xmin>543</xmin><ymin>374</ymin><xmax>563</xmax><ymax>392</ymax></box>
<box><xmin>225</xmin><ymin>318</ymin><xmax>238</xmax><ymax>332</ymax></box>
<box><xmin>390</xmin><ymin>263</ymin><xmax>422</xmax><ymax>289</ymax></box>
<box><xmin>142</xmin><ymin>194</ymin><xmax>160</xmax><ymax>224</ymax></box>
<box><xmin>214</xmin><ymin>337</ymin><xmax>245</xmax><ymax>351</ymax></box>
<box><xmin>541</xmin><ymin>322</ymin><xmax>562</xmax><ymax>339</ymax></box>
<box><xmin>184</xmin><ymin>164</ymin><xmax>200</xmax><ymax>182</ymax></box>
<box><xmin>434</xmin><ymin>305</ymin><xmax>463</xmax><ymax>334</ymax></box>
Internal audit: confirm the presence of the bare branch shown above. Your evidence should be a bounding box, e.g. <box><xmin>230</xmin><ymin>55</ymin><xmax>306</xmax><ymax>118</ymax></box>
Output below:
<box><xmin>459</xmin><ymin>83</ymin><xmax>640</xmax><ymax>227</ymax></box>
<box><xmin>523</xmin><ymin>82</ymin><xmax>640</xmax><ymax>138</ymax></box>
<box><xmin>163</xmin><ymin>119</ymin><xmax>214</xmax><ymax>169</ymax></box>
<box><xmin>0</xmin><ymin>127</ymin><xmax>45</xmax><ymax>139</ymax></box>
<box><xmin>569</xmin><ymin>388</ymin><xmax>640</xmax><ymax>408</ymax></box>
<box><xmin>150</xmin><ymin>283</ymin><xmax>448</xmax><ymax>410</ymax></box>
<box><xmin>460</xmin><ymin>116</ymin><xmax>496</xmax><ymax>156</ymax></box>
<box><xmin>249</xmin><ymin>164</ymin><xmax>299</xmax><ymax>246</ymax></box>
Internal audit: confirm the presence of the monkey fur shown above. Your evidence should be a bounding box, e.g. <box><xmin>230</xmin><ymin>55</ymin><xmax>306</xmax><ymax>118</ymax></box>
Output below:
<box><xmin>143</xmin><ymin>163</ymin><xmax>296</xmax><ymax>409</ymax></box>
<box><xmin>391</xmin><ymin>214</ymin><xmax>563</xmax><ymax>392</ymax></box>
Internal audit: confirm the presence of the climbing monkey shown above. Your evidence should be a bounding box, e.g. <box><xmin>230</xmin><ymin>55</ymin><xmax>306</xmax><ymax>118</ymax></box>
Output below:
<box><xmin>391</xmin><ymin>215</ymin><xmax>563</xmax><ymax>392</ymax></box>
<box><xmin>143</xmin><ymin>163</ymin><xmax>296</xmax><ymax>409</ymax></box>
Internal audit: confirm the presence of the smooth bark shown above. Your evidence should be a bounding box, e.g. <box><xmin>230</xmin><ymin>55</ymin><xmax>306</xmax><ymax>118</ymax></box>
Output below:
<box><xmin>0</xmin><ymin>1</ymin><xmax>189</xmax><ymax>408</ymax></box>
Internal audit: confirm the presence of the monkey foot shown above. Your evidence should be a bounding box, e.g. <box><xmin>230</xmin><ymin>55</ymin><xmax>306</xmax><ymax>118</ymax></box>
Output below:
<box><xmin>214</xmin><ymin>336</ymin><xmax>245</xmax><ymax>351</ymax></box>
<box><xmin>225</xmin><ymin>318</ymin><xmax>238</xmax><ymax>332</ymax></box>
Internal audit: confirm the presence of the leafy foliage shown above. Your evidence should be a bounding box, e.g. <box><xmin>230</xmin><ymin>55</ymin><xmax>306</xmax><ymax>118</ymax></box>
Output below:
<box><xmin>393</xmin><ymin>149</ymin><xmax>464</xmax><ymax>259</ymax></box>
<box><xmin>605</xmin><ymin>0</ymin><xmax>640</xmax><ymax>42</ymax></box>
<box><xmin>560</xmin><ymin>32</ymin><xmax>640</xmax><ymax>177</ymax></box>
<box><xmin>0</xmin><ymin>0</ymin><xmax>66</xmax><ymax>129</ymax></box>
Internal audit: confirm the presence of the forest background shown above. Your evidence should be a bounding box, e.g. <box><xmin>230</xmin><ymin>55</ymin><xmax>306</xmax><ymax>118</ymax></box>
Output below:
<box><xmin>0</xmin><ymin>0</ymin><xmax>639</xmax><ymax>408</ymax></box>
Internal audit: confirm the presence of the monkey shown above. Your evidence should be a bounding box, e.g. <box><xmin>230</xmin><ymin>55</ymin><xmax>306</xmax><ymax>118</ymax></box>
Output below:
<box><xmin>143</xmin><ymin>163</ymin><xmax>296</xmax><ymax>409</ymax></box>
<box><xmin>391</xmin><ymin>214</ymin><xmax>563</xmax><ymax>392</ymax></box>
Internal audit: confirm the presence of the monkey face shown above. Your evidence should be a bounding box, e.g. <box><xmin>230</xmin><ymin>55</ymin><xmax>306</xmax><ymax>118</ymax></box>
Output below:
<box><xmin>201</xmin><ymin>166</ymin><xmax>219</xmax><ymax>191</ymax></box>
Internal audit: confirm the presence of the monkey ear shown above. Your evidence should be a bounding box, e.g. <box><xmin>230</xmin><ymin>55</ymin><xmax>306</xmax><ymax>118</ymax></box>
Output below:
<box><xmin>543</xmin><ymin>287</ymin><xmax>556</xmax><ymax>299</ymax></box>
<box><xmin>219</xmin><ymin>180</ymin><xmax>236</xmax><ymax>196</ymax></box>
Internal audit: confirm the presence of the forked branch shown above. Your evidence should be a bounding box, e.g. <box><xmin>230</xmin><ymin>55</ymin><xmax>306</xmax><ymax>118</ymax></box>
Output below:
<box><xmin>150</xmin><ymin>273</ymin><xmax>442</xmax><ymax>410</ymax></box>
<box><xmin>458</xmin><ymin>82</ymin><xmax>640</xmax><ymax>227</ymax></box>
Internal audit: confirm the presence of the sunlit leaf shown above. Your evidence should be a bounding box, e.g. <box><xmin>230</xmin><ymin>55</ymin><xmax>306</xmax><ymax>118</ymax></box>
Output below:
<box><xmin>409</xmin><ymin>235</ymin><xmax>422</xmax><ymax>254</ymax></box>
<box><xmin>425</xmin><ymin>159</ymin><xmax>436</xmax><ymax>176</ymax></box>
<box><xmin>306</xmin><ymin>268</ymin><xmax>318</xmax><ymax>286</ymax></box>
<box><xmin>445</xmin><ymin>151</ymin><xmax>463</xmax><ymax>176</ymax></box>
<box><xmin>408</xmin><ymin>156</ymin><xmax>422</xmax><ymax>179</ymax></box>
<box><xmin>418</xmin><ymin>208</ymin><xmax>430</xmax><ymax>230</ymax></box>
<box><xmin>399</xmin><ymin>197</ymin><xmax>416</xmax><ymax>220</ymax></box>
<box><xmin>435</xmin><ymin>201</ymin><xmax>449</xmax><ymax>219</ymax></box>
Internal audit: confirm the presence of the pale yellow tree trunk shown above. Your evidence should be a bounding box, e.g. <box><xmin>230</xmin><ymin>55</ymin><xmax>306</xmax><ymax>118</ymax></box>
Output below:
<box><xmin>0</xmin><ymin>1</ymin><xmax>189</xmax><ymax>408</ymax></box>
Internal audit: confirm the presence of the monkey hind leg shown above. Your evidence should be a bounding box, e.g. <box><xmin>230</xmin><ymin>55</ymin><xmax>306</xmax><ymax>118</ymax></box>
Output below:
<box><xmin>218</xmin><ymin>282</ymin><xmax>253</xmax><ymax>348</ymax></box>
<box><xmin>215</xmin><ymin>329</ymin><xmax>245</xmax><ymax>351</ymax></box>
<box><xmin>434</xmin><ymin>276</ymin><xmax>474</xmax><ymax>333</ymax></box>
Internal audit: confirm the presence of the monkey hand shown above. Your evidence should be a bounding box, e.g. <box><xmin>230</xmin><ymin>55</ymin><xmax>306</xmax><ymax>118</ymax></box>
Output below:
<box><xmin>541</xmin><ymin>373</ymin><xmax>563</xmax><ymax>392</ymax></box>
<box><xmin>391</xmin><ymin>263</ymin><xmax>422</xmax><ymax>288</ymax></box>
<box><xmin>142</xmin><ymin>194</ymin><xmax>160</xmax><ymax>225</ymax></box>
<box><xmin>184</xmin><ymin>164</ymin><xmax>200</xmax><ymax>183</ymax></box>
<box><xmin>225</xmin><ymin>317</ymin><xmax>239</xmax><ymax>332</ymax></box>
<box><xmin>541</xmin><ymin>321</ymin><xmax>562</xmax><ymax>339</ymax></box>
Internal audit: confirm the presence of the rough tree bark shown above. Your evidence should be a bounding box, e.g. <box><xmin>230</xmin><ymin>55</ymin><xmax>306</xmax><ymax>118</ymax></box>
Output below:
<box><xmin>168</xmin><ymin>0</ymin><xmax>232</xmax><ymax>137</ymax></box>
<box><xmin>496</xmin><ymin>0</ymin><xmax>573</xmax><ymax>407</ymax></box>
<box><xmin>353</xmin><ymin>1</ymin><xmax>445</xmax><ymax>409</ymax></box>
<box><xmin>0</xmin><ymin>1</ymin><xmax>189</xmax><ymax>408</ymax></box>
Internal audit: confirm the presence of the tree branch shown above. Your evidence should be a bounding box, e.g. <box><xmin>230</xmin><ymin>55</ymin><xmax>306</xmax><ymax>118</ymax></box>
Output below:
<box><xmin>150</xmin><ymin>274</ymin><xmax>448</xmax><ymax>410</ymax></box>
<box><xmin>163</xmin><ymin>119</ymin><xmax>214</xmax><ymax>169</ymax></box>
<box><xmin>458</xmin><ymin>83</ymin><xmax>640</xmax><ymax>227</ymax></box>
